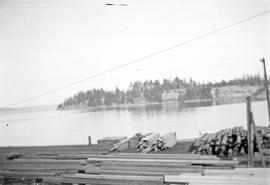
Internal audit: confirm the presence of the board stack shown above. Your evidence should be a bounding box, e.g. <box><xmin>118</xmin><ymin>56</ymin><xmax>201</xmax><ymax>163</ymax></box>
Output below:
<box><xmin>189</xmin><ymin>126</ymin><xmax>270</xmax><ymax>157</ymax></box>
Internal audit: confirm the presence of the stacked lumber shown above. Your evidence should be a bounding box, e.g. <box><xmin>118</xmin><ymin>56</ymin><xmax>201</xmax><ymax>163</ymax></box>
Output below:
<box><xmin>109</xmin><ymin>133</ymin><xmax>148</xmax><ymax>152</ymax></box>
<box><xmin>137</xmin><ymin>133</ymin><xmax>161</xmax><ymax>153</ymax></box>
<box><xmin>97</xmin><ymin>136</ymin><xmax>127</xmax><ymax>149</ymax></box>
<box><xmin>257</xmin><ymin>126</ymin><xmax>270</xmax><ymax>149</ymax></box>
<box><xmin>165</xmin><ymin>168</ymin><xmax>270</xmax><ymax>185</ymax></box>
<box><xmin>136</xmin><ymin>132</ymin><xmax>177</xmax><ymax>153</ymax></box>
<box><xmin>81</xmin><ymin>153</ymin><xmax>240</xmax><ymax>177</ymax></box>
<box><xmin>190</xmin><ymin>126</ymin><xmax>270</xmax><ymax>157</ymax></box>
<box><xmin>109</xmin><ymin>138</ymin><xmax>130</xmax><ymax>152</ymax></box>
<box><xmin>105</xmin><ymin>132</ymin><xmax>177</xmax><ymax>153</ymax></box>
<box><xmin>129</xmin><ymin>133</ymin><xmax>145</xmax><ymax>148</ymax></box>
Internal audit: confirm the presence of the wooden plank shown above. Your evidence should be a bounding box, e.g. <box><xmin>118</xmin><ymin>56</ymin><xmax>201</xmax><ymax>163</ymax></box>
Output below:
<box><xmin>203</xmin><ymin>168</ymin><xmax>270</xmax><ymax>177</ymax></box>
<box><xmin>97</xmin><ymin>160</ymin><xmax>191</xmax><ymax>168</ymax></box>
<box><xmin>86</xmin><ymin>165</ymin><xmax>203</xmax><ymax>174</ymax></box>
<box><xmin>114</xmin><ymin>153</ymin><xmax>219</xmax><ymax>159</ymax></box>
<box><xmin>165</xmin><ymin>174</ymin><xmax>269</xmax><ymax>185</ymax></box>
<box><xmin>58</xmin><ymin>153</ymin><xmax>219</xmax><ymax>160</ymax></box>
<box><xmin>69</xmin><ymin>173</ymin><xmax>163</xmax><ymax>181</ymax></box>
<box><xmin>0</xmin><ymin>159</ymin><xmax>82</xmax><ymax>172</ymax></box>
<box><xmin>86</xmin><ymin>157</ymin><xmax>239</xmax><ymax>166</ymax></box>
<box><xmin>98</xmin><ymin>169</ymin><xmax>169</xmax><ymax>176</ymax></box>
<box><xmin>0</xmin><ymin>170</ymin><xmax>55</xmax><ymax>179</ymax></box>
<box><xmin>13</xmin><ymin>159</ymin><xmax>82</xmax><ymax>163</ymax></box>
<box><xmin>44</xmin><ymin>174</ymin><xmax>164</xmax><ymax>185</ymax></box>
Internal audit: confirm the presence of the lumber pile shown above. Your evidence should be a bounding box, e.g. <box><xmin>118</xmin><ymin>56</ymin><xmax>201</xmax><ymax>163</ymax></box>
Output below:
<box><xmin>80</xmin><ymin>153</ymin><xmax>240</xmax><ymax>177</ymax></box>
<box><xmin>109</xmin><ymin>133</ymin><xmax>148</xmax><ymax>152</ymax></box>
<box><xmin>129</xmin><ymin>133</ymin><xmax>145</xmax><ymax>148</ymax></box>
<box><xmin>109</xmin><ymin>132</ymin><xmax>177</xmax><ymax>153</ymax></box>
<box><xmin>137</xmin><ymin>133</ymin><xmax>161</xmax><ymax>153</ymax></box>
<box><xmin>190</xmin><ymin>126</ymin><xmax>270</xmax><ymax>157</ymax></box>
<box><xmin>137</xmin><ymin>132</ymin><xmax>177</xmax><ymax>153</ymax></box>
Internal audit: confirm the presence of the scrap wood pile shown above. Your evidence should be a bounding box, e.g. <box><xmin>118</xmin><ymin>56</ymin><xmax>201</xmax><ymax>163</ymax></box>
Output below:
<box><xmin>189</xmin><ymin>126</ymin><xmax>270</xmax><ymax>157</ymax></box>
<box><xmin>107</xmin><ymin>132</ymin><xmax>177</xmax><ymax>153</ymax></box>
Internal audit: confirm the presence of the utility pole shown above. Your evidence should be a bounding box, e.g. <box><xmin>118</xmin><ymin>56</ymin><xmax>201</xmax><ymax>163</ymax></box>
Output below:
<box><xmin>260</xmin><ymin>58</ymin><xmax>270</xmax><ymax>127</ymax></box>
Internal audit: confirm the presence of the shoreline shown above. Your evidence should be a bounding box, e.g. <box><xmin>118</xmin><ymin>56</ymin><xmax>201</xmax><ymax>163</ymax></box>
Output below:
<box><xmin>57</xmin><ymin>97</ymin><xmax>266</xmax><ymax>111</ymax></box>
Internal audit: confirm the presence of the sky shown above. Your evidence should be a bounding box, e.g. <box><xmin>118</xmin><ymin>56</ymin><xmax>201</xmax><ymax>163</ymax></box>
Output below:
<box><xmin>0</xmin><ymin>0</ymin><xmax>269</xmax><ymax>107</ymax></box>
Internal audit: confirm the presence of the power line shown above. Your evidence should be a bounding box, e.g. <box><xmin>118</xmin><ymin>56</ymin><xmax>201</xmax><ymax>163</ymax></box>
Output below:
<box><xmin>1</xmin><ymin>10</ymin><xmax>269</xmax><ymax>109</ymax></box>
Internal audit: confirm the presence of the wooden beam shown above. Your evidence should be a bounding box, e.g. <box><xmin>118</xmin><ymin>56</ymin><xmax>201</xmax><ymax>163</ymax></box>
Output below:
<box><xmin>165</xmin><ymin>174</ymin><xmax>269</xmax><ymax>185</ymax></box>
<box><xmin>44</xmin><ymin>174</ymin><xmax>164</xmax><ymax>185</ymax></box>
<box><xmin>203</xmin><ymin>168</ymin><xmax>270</xmax><ymax>177</ymax></box>
<box><xmin>58</xmin><ymin>153</ymin><xmax>219</xmax><ymax>160</ymax></box>
<box><xmin>0</xmin><ymin>170</ymin><xmax>55</xmax><ymax>179</ymax></box>
<box><xmin>86</xmin><ymin>157</ymin><xmax>239</xmax><ymax>166</ymax></box>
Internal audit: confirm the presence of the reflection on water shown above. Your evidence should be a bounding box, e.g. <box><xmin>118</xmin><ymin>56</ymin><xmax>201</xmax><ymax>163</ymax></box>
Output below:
<box><xmin>0</xmin><ymin>99</ymin><xmax>268</xmax><ymax>146</ymax></box>
<box><xmin>83</xmin><ymin>97</ymin><xmax>251</xmax><ymax>116</ymax></box>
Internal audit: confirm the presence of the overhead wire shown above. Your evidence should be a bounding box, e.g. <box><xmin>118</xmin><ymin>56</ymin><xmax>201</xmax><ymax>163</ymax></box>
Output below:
<box><xmin>1</xmin><ymin>10</ymin><xmax>269</xmax><ymax>109</ymax></box>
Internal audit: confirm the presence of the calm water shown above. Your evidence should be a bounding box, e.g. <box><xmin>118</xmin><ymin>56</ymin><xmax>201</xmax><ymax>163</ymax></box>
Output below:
<box><xmin>0</xmin><ymin>101</ymin><xmax>268</xmax><ymax>146</ymax></box>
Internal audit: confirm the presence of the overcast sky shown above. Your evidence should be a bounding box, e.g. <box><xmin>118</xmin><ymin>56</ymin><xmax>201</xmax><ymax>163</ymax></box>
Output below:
<box><xmin>0</xmin><ymin>0</ymin><xmax>269</xmax><ymax>108</ymax></box>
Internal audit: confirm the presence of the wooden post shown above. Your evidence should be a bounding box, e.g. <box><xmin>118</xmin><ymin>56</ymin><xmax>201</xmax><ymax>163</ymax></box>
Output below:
<box><xmin>250</xmin><ymin>112</ymin><xmax>266</xmax><ymax>167</ymax></box>
<box><xmin>260</xmin><ymin>58</ymin><xmax>270</xmax><ymax>127</ymax></box>
<box><xmin>246</xmin><ymin>96</ymin><xmax>254</xmax><ymax>167</ymax></box>
<box><xmin>88</xmin><ymin>136</ymin><xmax>92</xmax><ymax>146</ymax></box>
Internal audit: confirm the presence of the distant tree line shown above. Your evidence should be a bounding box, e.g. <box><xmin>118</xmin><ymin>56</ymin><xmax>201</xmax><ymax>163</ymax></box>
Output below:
<box><xmin>57</xmin><ymin>74</ymin><xmax>263</xmax><ymax>109</ymax></box>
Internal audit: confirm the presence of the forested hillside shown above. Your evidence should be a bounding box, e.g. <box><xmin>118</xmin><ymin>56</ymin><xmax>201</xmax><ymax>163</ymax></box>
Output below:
<box><xmin>57</xmin><ymin>75</ymin><xmax>264</xmax><ymax>109</ymax></box>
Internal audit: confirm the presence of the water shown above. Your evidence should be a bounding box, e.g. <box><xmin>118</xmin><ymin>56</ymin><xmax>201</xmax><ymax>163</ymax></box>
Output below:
<box><xmin>0</xmin><ymin>101</ymin><xmax>268</xmax><ymax>146</ymax></box>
